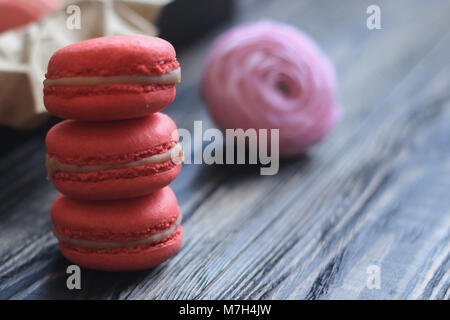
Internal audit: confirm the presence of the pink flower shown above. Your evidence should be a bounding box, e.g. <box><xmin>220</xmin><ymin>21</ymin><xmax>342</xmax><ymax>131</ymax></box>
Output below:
<box><xmin>201</xmin><ymin>21</ymin><xmax>339</xmax><ymax>157</ymax></box>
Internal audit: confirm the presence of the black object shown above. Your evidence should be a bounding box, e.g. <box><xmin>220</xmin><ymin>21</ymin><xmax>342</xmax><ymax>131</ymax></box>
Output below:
<box><xmin>157</xmin><ymin>0</ymin><xmax>234</xmax><ymax>50</ymax></box>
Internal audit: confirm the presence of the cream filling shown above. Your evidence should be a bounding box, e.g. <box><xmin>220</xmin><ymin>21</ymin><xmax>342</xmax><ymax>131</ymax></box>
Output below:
<box><xmin>44</xmin><ymin>68</ymin><xmax>181</xmax><ymax>86</ymax></box>
<box><xmin>53</xmin><ymin>215</ymin><xmax>182</xmax><ymax>249</ymax></box>
<box><xmin>46</xmin><ymin>143</ymin><xmax>183</xmax><ymax>179</ymax></box>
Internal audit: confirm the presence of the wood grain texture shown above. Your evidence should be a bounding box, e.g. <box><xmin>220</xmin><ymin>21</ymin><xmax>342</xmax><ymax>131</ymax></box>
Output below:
<box><xmin>1</xmin><ymin>0</ymin><xmax>449</xmax><ymax>299</ymax></box>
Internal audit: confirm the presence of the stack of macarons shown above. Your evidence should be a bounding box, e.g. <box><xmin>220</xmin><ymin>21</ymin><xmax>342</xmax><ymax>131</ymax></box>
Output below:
<box><xmin>44</xmin><ymin>35</ymin><xmax>183</xmax><ymax>271</ymax></box>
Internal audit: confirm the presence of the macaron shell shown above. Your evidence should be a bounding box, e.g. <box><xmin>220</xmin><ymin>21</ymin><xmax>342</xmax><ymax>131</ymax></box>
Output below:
<box><xmin>46</xmin><ymin>113</ymin><xmax>178</xmax><ymax>164</ymax></box>
<box><xmin>52</xmin><ymin>163</ymin><xmax>181</xmax><ymax>200</ymax></box>
<box><xmin>44</xmin><ymin>85</ymin><xmax>176</xmax><ymax>121</ymax></box>
<box><xmin>46</xmin><ymin>35</ymin><xmax>178</xmax><ymax>78</ymax></box>
<box><xmin>58</xmin><ymin>226</ymin><xmax>182</xmax><ymax>271</ymax></box>
<box><xmin>51</xmin><ymin>187</ymin><xmax>180</xmax><ymax>239</ymax></box>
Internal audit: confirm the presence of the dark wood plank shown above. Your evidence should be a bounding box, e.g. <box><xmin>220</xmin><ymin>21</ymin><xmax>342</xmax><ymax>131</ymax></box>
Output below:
<box><xmin>0</xmin><ymin>0</ymin><xmax>449</xmax><ymax>299</ymax></box>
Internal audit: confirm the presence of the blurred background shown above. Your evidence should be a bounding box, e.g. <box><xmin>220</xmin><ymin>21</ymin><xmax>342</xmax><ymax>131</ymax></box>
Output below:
<box><xmin>0</xmin><ymin>0</ymin><xmax>449</xmax><ymax>300</ymax></box>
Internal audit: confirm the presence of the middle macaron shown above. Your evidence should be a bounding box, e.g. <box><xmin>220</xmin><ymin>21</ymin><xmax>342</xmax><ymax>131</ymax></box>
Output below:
<box><xmin>46</xmin><ymin>113</ymin><xmax>183</xmax><ymax>200</ymax></box>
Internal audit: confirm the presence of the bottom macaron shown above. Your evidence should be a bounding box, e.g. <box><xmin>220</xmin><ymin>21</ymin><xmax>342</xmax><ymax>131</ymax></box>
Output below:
<box><xmin>51</xmin><ymin>187</ymin><xmax>183</xmax><ymax>271</ymax></box>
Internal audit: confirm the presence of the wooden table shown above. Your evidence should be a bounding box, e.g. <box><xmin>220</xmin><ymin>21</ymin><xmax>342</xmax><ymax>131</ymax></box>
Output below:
<box><xmin>1</xmin><ymin>0</ymin><xmax>449</xmax><ymax>299</ymax></box>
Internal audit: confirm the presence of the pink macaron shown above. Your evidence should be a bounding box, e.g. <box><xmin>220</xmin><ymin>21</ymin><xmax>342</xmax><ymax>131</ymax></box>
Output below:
<box><xmin>45</xmin><ymin>113</ymin><xmax>183</xmax><ymax>200</ymax></box>
<box><xmin>201</xmin><ymin>21</ymin><xmax>338</xmax><ymax>157</ymax></box>
<box><xmin>43</xmin><ymin>35</ymin><xmax>181</xmax><ymax>121</ymax></box>
<box><xmin>51</xmin><ymin>187</ymin><xmax>183</xmax><ymax>271</ymax></box>
<box><xmin>0</xmin><ymin>0</ymin><xmax>61</xmax><ymax>33</ymax></box>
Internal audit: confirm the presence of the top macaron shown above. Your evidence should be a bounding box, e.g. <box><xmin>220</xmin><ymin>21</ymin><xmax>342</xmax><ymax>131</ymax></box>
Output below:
<box><xmin>44</xmin><ymin>35</ymin><xmax>181</xmax><ymax>121</ymax></box>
